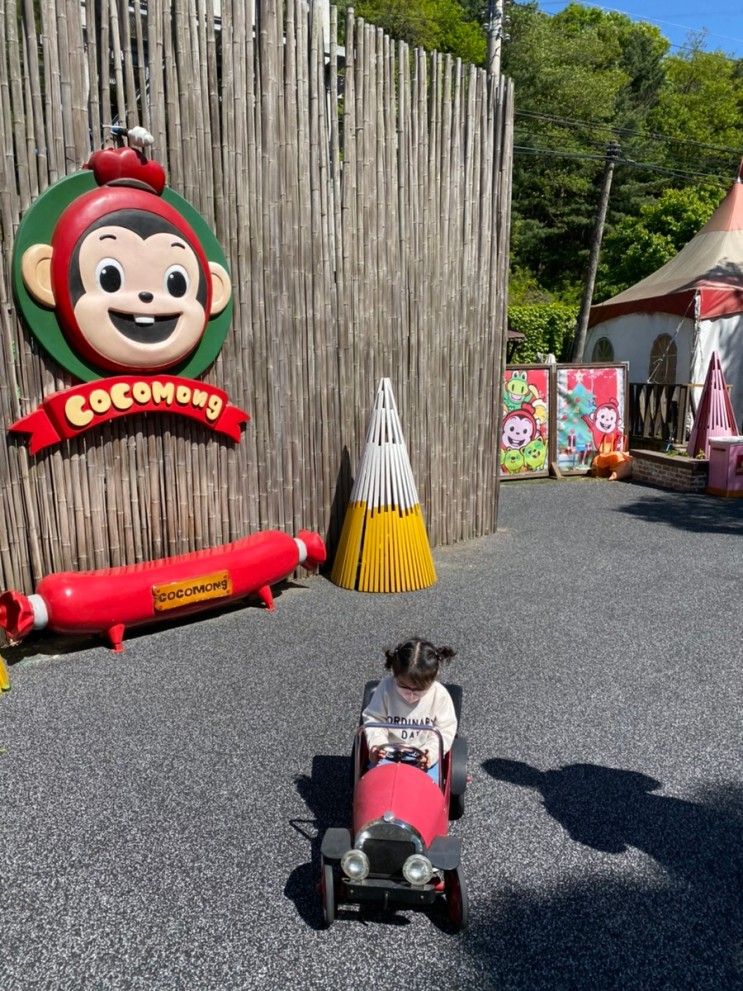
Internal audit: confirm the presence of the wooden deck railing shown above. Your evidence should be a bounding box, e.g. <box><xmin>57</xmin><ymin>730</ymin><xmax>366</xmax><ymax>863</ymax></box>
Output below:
<box><xmin>628</xmin><ymin>383</ymin><xmax>691</xmax><ymax>447</ymax></box>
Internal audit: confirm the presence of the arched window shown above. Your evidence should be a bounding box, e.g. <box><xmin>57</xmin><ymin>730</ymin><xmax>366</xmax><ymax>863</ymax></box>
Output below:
<box><xmin>649</xmin><ymin>334</ymin><xmax>677</xmax><ymax>384</ymax></box>
<box><xmin>591</xmin><ymin>337</ymin><xmax>614</xmax><ymax>362</ymax></box>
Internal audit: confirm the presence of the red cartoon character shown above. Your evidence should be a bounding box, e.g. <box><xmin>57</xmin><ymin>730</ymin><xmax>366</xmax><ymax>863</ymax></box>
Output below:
<box><xmin>11</xmin><ymin>134</ymin><xmax>247</xmax><ymax>452</ymax></box>
<box><xmin>582</xmin><ymin>398</ymin><xmax>632</xmax><ymax>480</ymax></box>
<box><xmin>501</xmin><ymin>404</ymin><xmax>538</xmax><ymax>451</ymax></box>
<box><xmin>20</xmin><ymin>145</ymin><xmax>231</xmax><ymax>374</ymax></box>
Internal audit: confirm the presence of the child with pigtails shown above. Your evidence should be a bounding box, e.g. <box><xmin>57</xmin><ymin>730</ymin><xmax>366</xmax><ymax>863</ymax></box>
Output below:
<box><xmin>362</xmin><ymin>637</ymin><xmax>458</xmax><ymax>784</ymax></box>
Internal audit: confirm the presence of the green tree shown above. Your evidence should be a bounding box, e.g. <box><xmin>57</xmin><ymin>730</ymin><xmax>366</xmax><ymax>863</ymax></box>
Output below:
<box><xmin>595</xmin><ymin>184</ymin><xmax>721</xmax><ymax>299</ymax></box>
<box><xmin>502</xmin><ymin>4</ymin><xmax>741</xmax><ymax>304</ymax></box>
<box><xmin>503</xmin><ymin>3</ymin><xmax>637</xmax><ymax>295</ymax></box>
<box><xmin>459</xmin><ymin>0</ymin><xmax>489</xmax><ymax>22</ymax></box>
<box><xmin>336</xmin><ymin>0</ymin><xmax>487</xmax><ymax>64</ymax></box>
<box><xmin>647</xmin><ymin>44</ymin><xmax>743</xmax><ymax>179</ymax></box>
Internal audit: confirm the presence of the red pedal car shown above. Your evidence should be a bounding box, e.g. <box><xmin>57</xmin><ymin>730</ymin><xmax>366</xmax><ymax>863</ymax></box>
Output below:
<box><xmin>319</xmin><ymin>680</ymin><xmax>468</xmax><ymax>930</ymax></box>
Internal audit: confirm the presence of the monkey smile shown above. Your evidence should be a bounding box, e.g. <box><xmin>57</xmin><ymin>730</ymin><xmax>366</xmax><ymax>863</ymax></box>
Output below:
<box><xmin>109</xmin><ymin>310</ymin><xmax>180</xmax><ymax>344</ymax></box>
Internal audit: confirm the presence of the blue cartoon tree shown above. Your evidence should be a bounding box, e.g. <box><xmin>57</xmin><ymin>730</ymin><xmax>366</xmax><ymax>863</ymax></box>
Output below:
<box><xmin>558</xmin><ymin>382</ymin><xmax>595</xmax><ymax>459</ymax></box>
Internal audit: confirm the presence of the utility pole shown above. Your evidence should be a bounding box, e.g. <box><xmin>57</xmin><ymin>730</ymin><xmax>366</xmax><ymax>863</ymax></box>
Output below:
<box><xmin>487</xmin><ymin>0</ymin><xmax>504</xmax><ymax>81</ymax></box>
<box><xmin>571</xmin><ymin>140</ymin><xmax>620</xmax><ymax>362</ymax></box>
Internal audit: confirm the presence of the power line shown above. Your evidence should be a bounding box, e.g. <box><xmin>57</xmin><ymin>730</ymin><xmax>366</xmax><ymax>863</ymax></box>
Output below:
<box><xmin>514</xmin><ymin>109</ymin><xmax>742</xmax><ymax>156</ymax></box>
<box><xmin>620</xmin><ymin>156</ymin><xmax>732</xmax><ymax>182</ymax></box>
<box><xmin>513</xmin><ymin>144</ymin><xmax>606</xmax><ymax>161</ymax></box>
<box><xmin>514</xmin><ymin>128</ymin><xmax>618</xmax><ymax>154</ymax></box>
<box><xmin>512</xmin><ymin>143</ymin><xmax>732</xmax><ymax>182</ymax></box>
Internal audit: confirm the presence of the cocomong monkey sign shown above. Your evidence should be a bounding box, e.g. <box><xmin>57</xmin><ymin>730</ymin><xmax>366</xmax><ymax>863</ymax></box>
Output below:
<box><xmin>10</xmin><ymin>140</ymin><xmax>249</xmax><ymax>451</ymax></box>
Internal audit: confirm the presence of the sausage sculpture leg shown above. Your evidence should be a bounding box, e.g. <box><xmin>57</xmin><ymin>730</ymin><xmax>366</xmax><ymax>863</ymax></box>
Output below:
<box><xmin>0</xmin><ymin>529</ymin><xmax>325</xmax><ymax>652</ymax></box>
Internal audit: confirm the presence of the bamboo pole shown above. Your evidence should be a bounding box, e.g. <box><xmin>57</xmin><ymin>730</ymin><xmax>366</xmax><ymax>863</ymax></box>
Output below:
<box><xmin>108</xmin><ymin>0</ymin><xmax>128</xmax><ymax>128</ymax></box>
<box><xmin>98</xmin><ymin>0</ymin><xmax>112</xmax><ymax>140</ymax></box>
<box><xmin>148</xmin><ymin>0</ymin><xmax>167</xmax><ymax>153</ymax></box>
<box><xmin>22</xmin><ymin>0</ymin><xmax>47</xmax><ymax>190</ymax></box>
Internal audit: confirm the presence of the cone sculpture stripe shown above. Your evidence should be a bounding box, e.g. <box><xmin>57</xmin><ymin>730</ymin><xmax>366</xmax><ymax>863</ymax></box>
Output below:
<box><xmin>331</xmin><ymin>379</ymin><xmax>436</xmax><ymax>592</ymax></box>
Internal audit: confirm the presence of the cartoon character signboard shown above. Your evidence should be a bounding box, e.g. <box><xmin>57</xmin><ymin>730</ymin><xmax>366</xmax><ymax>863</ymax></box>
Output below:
<box><xmin>555</xmin><ymin>363</ymin><xmax>628</xmax><ymax>475</ymax></box>
<box><xmin>10</xmin><ymin>142</ymin><xmax>248</xmax><ymax>452</ymax></box>
<box><xmin>0</xmin><ymin>133</ymin><xmax>329</xmax><ymax>654</ymax></box>
<box><xmin>499</xmin><ymin>366</ymin><xmax>550</xmax><ymax>478</ymax></box>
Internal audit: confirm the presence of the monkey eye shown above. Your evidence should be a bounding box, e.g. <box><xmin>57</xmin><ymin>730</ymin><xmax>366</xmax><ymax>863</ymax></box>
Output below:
<box><xmin>164</xmin><ymin>264</ymin><xmax>189</xmax><ymax>298</ymax></box>
<box><xmin>96</xmin><ymin>258</ymin><xmax>124</xmax><ymax>293</ymax></box>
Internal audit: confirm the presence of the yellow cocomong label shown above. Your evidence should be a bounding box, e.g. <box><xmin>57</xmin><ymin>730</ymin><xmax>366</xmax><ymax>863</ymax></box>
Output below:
<box><xmin>331</xmin><ymin>502</ymin><xmax>436</xmax><ymax>592</ymax></box>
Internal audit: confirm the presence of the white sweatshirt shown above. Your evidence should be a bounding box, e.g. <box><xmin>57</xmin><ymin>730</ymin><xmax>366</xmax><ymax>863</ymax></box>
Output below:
<box><xmin>362</xmin><ymin>676</ymin><xmax>458</xmax><ymax>760</ymax></box>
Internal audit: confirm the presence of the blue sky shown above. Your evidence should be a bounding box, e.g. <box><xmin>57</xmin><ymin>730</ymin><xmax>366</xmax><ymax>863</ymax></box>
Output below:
<box><xmin>536</xmin><ymin>1</ymin><xmax>743</xmax><ymax>58</ymax></box>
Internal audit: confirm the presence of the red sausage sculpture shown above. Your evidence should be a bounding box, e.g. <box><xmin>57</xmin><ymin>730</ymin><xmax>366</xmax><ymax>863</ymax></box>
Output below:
<box><xmin>0</xmin><ymin>529</ymin><xmax>325</xmax><ymax>652</ymax></box>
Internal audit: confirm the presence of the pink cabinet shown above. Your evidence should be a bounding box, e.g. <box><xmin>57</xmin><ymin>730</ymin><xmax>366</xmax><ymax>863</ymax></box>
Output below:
<box><xmin>706</xmin><ymin>436</ymin><xmax>743</xmax><ymax>497</ymax></box>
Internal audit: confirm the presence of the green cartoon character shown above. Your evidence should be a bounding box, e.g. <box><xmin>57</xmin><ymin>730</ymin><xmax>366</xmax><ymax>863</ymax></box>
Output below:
<box><xmin>503</xmin><ymin>370</ymin><xmax>532</xmax><ymax>412</ymax></box>
<box><xmin>500</xmin><ymin>448</ymin><xmax>525</xmax><ymax>474</ymax></box>
<box><xmin>523</xmin><ymin>436</ymin><xmax>547</xmax><ymax>472</ymax></box>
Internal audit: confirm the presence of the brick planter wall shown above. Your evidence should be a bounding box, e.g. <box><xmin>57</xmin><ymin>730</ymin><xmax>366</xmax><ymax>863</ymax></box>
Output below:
<box><xmin>630</xmin><ymin>449</ymin><xmax>709</xmax><ymax>493</ymax></box>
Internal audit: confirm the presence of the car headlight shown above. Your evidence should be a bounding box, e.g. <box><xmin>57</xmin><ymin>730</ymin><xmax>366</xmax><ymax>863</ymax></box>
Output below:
<box><xmin>341</xmin><ymin>849</ymin><xmax>370</xmax><ymax>881</ymax></box>
<box><xmin>402</xmin><ymin>854</ymin><xmax>433</xmax><ymax>886</ymax></box>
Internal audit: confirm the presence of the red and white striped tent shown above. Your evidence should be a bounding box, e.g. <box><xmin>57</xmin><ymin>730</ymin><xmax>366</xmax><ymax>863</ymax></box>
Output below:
<box><xmin>586</xmin><ymin>163</ymin><xmax>743</xmax><ymax>427</ymax></box>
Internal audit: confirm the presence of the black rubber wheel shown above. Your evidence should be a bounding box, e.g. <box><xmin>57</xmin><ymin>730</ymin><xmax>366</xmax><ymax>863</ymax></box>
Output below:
<box><xmin>444</xmin><ymin>866</ymin><xmax>469</xmax><ymax>932</ymax></box>
<box><xmin>449</xmin><ymin>791</ymin><xmax>465</xmax><ymax>820</ymax></box>
<box><xmin>321</xmin><ymin>856</ymin><xmax>336</xmax><ymax>927</ymax></box>
<box><xmin>444</xmin><ymin>683</ymin><xmax>463</xmax><ymax>726</ymax></box>
<box><xmin>361</xmin><ymin>679</ymin><xmax>380</xmax><ymax>715</ymax></box>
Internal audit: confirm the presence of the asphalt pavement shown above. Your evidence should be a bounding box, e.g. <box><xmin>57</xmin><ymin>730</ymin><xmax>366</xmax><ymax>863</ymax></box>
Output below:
<box><xmin>1</xmin><ymin>478</ymin><xmax>741</xmax><ymax>991</ymax></box>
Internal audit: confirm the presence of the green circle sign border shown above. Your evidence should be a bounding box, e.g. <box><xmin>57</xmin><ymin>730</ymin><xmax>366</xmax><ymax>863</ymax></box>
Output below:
<box><xmin>11</xmin><ymin>171</ymin><xmax>234</xmax><ymax>383</ymax></box>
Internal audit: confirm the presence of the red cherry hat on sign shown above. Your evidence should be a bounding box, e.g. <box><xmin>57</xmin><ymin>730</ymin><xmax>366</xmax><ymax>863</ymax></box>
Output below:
<box><xmin>85</xmin><ymin>145</ymin><xmax>167</xmax><ymax>194</ymax></box>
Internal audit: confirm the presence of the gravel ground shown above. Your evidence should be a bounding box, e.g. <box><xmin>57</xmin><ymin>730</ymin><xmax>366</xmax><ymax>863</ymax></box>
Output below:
<box><xmin>1</xmin><ymin>478</ymin><xmax>741</xmax><ymax>991</ymax></box>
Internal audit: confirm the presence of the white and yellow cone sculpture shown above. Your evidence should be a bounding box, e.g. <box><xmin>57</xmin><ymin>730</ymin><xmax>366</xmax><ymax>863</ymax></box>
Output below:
<box><xmin>331</xmin><ymin>379</ymin><xmax>436</xmax><ymax>592</ymax></box>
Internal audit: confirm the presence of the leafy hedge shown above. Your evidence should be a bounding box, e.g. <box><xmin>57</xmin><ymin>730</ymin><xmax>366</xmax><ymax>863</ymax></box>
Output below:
<box><xmin>507</xmin><ymin>304</ymin><xmax>577</xmax><ymax>363</ymax></box>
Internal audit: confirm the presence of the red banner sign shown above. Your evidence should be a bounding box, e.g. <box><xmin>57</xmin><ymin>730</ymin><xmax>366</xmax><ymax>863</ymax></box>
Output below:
<box><xmin>10</xmin><ymin>375</ymin><xmax>249</xmax><ymax>454</ymax></box>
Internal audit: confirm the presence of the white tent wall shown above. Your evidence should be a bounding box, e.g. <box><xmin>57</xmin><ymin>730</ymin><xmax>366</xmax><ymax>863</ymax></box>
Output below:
<box><xmin>586</xmin><ymin>309</ymin><xmax>743</xmax><ymax>432</ymax></box>
<box><xmin>692</xmin><ymin>313</ymin><xmax>743</xmax><ymax>429</ymax></box>
<box><xmin>585</xmin><ymin>311</ymin><xmax>695</xmax><ymax>385</ymax></box>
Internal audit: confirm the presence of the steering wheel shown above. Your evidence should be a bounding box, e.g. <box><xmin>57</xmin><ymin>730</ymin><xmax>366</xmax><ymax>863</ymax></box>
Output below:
<box><xmin>377</xmin><ymin>743</ymin><xmax>428</xmax><ymax>768</ymax></box>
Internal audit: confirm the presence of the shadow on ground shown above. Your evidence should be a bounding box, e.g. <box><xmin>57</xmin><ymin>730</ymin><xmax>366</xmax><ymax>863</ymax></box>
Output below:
<box><xmin>476</xmin><ymin>758</ymin><xmax>743</xmax><ymax>990</ymax></box>
<box><xmin>284</xmin><ymin>754</ymin><xmax>352</xmax><ymax>929</ymax></box>
<box><xmin>618</xmin><ymin>490</ymin><xmax>743</xmax><ymax>534</ymax></box>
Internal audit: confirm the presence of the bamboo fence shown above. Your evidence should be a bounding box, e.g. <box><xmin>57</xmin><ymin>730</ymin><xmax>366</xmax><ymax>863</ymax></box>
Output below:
<box><xmin>0</xmin><ymin>0</ymin><xmax>513</xmax><ymax>593</ymax></box>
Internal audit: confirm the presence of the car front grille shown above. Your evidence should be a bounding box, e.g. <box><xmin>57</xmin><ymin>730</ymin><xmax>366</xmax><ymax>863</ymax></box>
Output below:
<box><xmin>357</xmin><ymin>820</ymin><xmax>421</xmax><ymax>877</ymax></box>
<box><xmin>362</xmin><ymin>837</ymin><xmax>416</xmax><ymax>876</ymax></box>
